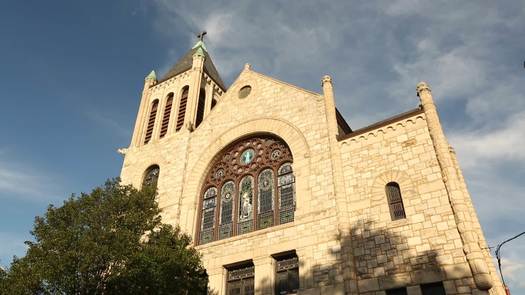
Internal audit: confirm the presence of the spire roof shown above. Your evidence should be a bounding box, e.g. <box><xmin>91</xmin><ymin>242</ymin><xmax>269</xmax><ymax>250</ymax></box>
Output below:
<box><xmin>159</xmin><ymin>40</ymin><xmax>226</xmax><ymax>90</ymax></box>
<box><xmin>145</xmin><ymin>70</ymin><xmax>157</xmax><ymax>81</ymax></box>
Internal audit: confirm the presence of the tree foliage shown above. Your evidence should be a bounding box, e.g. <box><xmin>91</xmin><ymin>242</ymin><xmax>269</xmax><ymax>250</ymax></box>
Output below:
<box><xmin>0</xmin><ymin>179</ymin><xmax>207</xmax><ymax>294</ymax></box>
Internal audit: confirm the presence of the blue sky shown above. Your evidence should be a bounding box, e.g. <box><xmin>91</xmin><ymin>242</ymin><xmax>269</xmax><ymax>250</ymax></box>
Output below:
<box><xmin>1</xmin><ymin>0</ymin><xmax>524</xmax><ymax>291</ymax></box>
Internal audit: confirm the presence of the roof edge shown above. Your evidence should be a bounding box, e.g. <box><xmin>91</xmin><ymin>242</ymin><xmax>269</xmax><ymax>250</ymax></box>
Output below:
<box><xmin>337</xmin><ymin>106</ymin><xmax>424</xmax><ymax>141</ymax></box>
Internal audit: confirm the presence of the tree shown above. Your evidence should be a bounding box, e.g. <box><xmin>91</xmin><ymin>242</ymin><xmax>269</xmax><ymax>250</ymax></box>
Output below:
<box><xmin>0</xmin><ymin>179</ymin><xmax>207</xmax><ymax>294</ymax></box>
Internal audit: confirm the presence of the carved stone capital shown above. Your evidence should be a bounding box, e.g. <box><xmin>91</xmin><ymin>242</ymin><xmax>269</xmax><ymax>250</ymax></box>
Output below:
<box><xmin>321</xmin><ymin>75</ymin><xmax>332</xmax><ymax>86</ymax></box>
<box><xmin>416</xmin><ymin>81</ymin><xmax>431</xmax><ymax>96</ymax></box>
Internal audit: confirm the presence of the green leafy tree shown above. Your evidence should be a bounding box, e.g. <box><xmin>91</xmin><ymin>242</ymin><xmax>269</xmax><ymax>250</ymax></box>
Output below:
<box><xmin>0</xmin><ymin>179</ymin><xmax>207</xmax><ymax>294</ymax></box>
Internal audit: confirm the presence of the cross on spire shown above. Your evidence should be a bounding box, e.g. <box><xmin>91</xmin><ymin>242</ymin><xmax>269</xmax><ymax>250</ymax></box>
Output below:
<box><xmin>197</xmin><ymin>31</ymin><xmax>207</xmax><ymax>41</ymax></box>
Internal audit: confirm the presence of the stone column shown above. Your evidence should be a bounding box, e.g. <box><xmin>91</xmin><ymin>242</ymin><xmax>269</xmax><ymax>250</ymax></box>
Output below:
<box><xmin>254</xmin><ymin>256</ymin><xmax>274</xmax><ymax>295</ymax></box>
<box><xmin>321</xmin><ymin>76</ymin><xmax>355</xmax><ymax>294</ymax></box>
<box><xmin>185</xmin><ymin>50</ymin><xmax>205</xmax><ymax>131</ymax></box>
<box><xmin>130</xmin><ymin>70</ymin><xmax>156</xmax><ymax>147</ymax></box>
<box><xmin>417</xmin><ymin>82</ymin><xmax>493</xmax><ymax>290</ymax></box>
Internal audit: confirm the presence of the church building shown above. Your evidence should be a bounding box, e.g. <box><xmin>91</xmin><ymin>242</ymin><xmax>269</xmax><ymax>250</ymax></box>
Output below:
<box><xmin>119</xmin><ymin>37</ymin><xmax>506</xmax><ymax>294</ymax></box>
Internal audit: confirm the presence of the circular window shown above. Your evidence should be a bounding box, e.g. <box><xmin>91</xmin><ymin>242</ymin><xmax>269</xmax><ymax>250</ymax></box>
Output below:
<box><xmin>238</xmin><ymin>85</ymin><xmax>252</xmax><ymax>99</ymax></box>
<box><xmin>240</xmin><ymin>148</ymin><xmax>255</xmax><ymax>165</ymax></box>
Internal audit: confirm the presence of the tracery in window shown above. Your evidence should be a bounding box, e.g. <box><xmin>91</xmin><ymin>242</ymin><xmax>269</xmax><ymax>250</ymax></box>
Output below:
<box><xmin>197</xmin><ymin>135</ymin><xmax>295</xmax><ymax>244</ymax></box>
<box><xmin>385</xmin><ymin>182</ymin><xmax>406</xmax><ymax>220</ymax></box>
<box><xmin>142</xmin><ymin>165</ymin><xmax>160</xmax><ymax>189</ymax></box>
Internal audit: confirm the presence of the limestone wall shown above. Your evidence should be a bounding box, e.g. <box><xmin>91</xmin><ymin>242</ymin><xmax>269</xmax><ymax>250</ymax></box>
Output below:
<box><xmin>339</xmin><ymin>112</ymin><xmax>501</xmax><ymax>294</ymax></box>
<box><xmin>121</xmin><ymin>68</ymin><xmax>347</xmax><ymax>294</ymax></box>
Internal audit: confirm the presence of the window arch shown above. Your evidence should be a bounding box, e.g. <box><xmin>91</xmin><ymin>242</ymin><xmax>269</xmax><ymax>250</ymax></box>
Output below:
<box><xmin>385</xmin><ymin>182</ymin><xmax>406</xmax><ymax>220</ymax></box>
<box><xmin>197</xmin><ymin>135</ymin><xmax>295</xmax><ymax>244</ymax></box>
<box><xmin>144</xmin><ymin>99</ymin><xmax>159</xmax><ymax>144</ymax></box>
<box><xmin>142</xmin><ymin>165</ymin><xmax>160</xmax><ymax>189</ymax></box>
<box><xmin>195</xmin><ymin>88</ymin><xmax>206</xmax><ymax>128</ymax></box>
<box><xmin>160</xmin><ymin>92</ymin><xmax>174</xmax><ymax>138</ymax></box>
<box><xmin>175</xmin><ymin>86</ymin><xmax>189</xmax><ymax>131</ymax></box>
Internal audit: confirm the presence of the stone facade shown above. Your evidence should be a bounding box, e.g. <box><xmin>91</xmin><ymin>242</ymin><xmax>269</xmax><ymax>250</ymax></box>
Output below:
<box><xmin>119</xmin><ymin>41</ymin><xmax>505</xmax><ymax>294</ymax></box>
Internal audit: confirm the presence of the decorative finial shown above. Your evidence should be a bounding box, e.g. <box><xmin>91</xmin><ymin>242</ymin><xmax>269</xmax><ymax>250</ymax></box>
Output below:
<box><xmin>197</xmin><ymin>31</ymin><xmax>207</xmax><ymax>41</ymax></box>
<box><xmin>321</xmin><ymin>75</ymin><xmax>332</xmax><ymax>85</ymax></box>
<box><xmin>145</xmin><ymin>70</ymin><xmax>156</xmax><ymax>81</ymax></box>
<box><xmin>244</xmin><ymin>63</ymin><xmax>252</xmax><ymax>71</ymax></box>
<box><xmin>416</xmin><ymin>81</ymin><xmax>431</xmax><ymax>96</ymax></box>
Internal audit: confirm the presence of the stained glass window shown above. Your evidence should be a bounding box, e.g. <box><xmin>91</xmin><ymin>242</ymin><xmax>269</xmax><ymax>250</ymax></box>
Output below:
<box><xmin>200</xmin><ymin>187</ymin><xmax>217</xmax><ymax>244</ymax></box>
<box><xmin>142</xmin><ymin>165</ymin><xmax>160</xmax><ymax>188</ymax></box>
<box><xmin>258</xmin><ymin>169</ymin><xmax>274</xmax><ymax>229</ymax></box>
<box><xmin>220</xmin><ymin>181</ymin><xmax>234</xmax><ymax>239</ymax></box>
<box><xmin>278</xmin><ymin>163</ymin><xmax>295</xmax><ymax>224</ymax></box>
<box><xmin>198</xmin><ymin>135</ymin><xmax>295</xmax><ymax>244</ymax></box>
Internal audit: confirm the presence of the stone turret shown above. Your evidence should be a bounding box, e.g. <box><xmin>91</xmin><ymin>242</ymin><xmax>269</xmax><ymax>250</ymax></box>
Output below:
<box><xmin>417</xmin><ymin>82</ymin><xmax>493</xmax><ymax>291</ymax></box>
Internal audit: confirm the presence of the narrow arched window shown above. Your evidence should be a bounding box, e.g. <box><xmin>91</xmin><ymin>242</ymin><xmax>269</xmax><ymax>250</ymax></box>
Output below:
<box><xmin>278</xmin><ymin>163</ymin><xmax>295</xmax><ymax>224</ymax></box>
<box><xmin>199</xmin><ymin>187</ymin><xmax>217</xmax><ymax>244</ymax></box>
<box><xmin>238</xmin><ymin>175</ymin><xmax>254</xmax><ymax>235</ymax></box>
<box><xmin>385</xmin><ymin>182</ymin><xmax>406</xmax><ymax>220</ymax></box>
<box><xmin>142</xmin><ymin>165</ymin><xmax>160</xmax><ymax>189</ymax></box>
<box><xmin>195</xmin><ymin>88</ymin><xmax>206</xmax><ymax>128</ymax></box>
<box><xmin>197</xmin><ymin>135</ymin><xmax>294</xmax><ymax>244</ymax></box>
<box><xmin>159</xmin><ymin>93</ymin><xmax>173</xmax><ymax>138</ymax></box>
<box><xmin>219</xmin><ymin>181</ymin><xmax>234</xmax><ymax>239</ymax></box>
<box><xmin>144</xmin><ymin>100</ymin><xmax>159</xmax><ymax>144</ymax></box>
<box><xmin>258</xmin><ymin>169</ymin><xmax>274</xmax><ymax>229</ymax></box>
<box><xmin>211</xmin><ymin>98</ymin><xmax>217</xmax><ymax>109</ymax></box>
<box><xmin>175</xmin><ymin>86</ymin><xmax>189</xmax><ymax>131</ymax></box>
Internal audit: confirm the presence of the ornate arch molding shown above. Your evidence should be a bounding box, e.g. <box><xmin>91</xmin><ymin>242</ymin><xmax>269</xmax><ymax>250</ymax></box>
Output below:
<box><xmin>370</xmin><ymin>170</ymin><xmax>416</xmax><ymax>206</ymax></box>
<box><xmin>180</xmin><ymin>118</ymin><xmax>312</xmax><ymax>236</ymax></box>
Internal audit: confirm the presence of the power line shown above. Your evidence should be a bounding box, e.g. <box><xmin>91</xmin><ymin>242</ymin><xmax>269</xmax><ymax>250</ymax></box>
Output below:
<box><xmin>495</xmin><ymin>231</ymin><xmax>525</xmax><ymax>292</ymax></box>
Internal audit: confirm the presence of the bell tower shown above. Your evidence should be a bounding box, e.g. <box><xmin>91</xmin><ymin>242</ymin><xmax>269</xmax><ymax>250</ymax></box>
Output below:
<box><xmin>129</xmin><ymin>33</ymin><xmax>226</xmax><ymax>148</ymax></box>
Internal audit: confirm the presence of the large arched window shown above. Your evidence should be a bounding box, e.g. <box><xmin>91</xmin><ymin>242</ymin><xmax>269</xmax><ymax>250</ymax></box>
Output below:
<box><xmin>385</xmin><ymin>182</ymin><xmax>406</xmax><ymax>220</ymax></box>
<box><xmin>143</xmin><ymin>99</ymin><xmax>159</xmax><ymax>144</ymax></box>
<box><xmin>198</xmin><ymin>135</ymin><xmax>295</xmax><ymax>244</ymax></box>
<box><xmin>159</xmin><ymin>92</ymin><xmax>174</xmax><ymax>138</ymax></box>
<box><xmin>142</xmin><ymin>165</ymin><xmax>160</xmax><ymax>189</ymax></box>
<box><xmin>175</xmin><ymin>86</ymin><xmax>189</xmax><ymax>131</ymax></box>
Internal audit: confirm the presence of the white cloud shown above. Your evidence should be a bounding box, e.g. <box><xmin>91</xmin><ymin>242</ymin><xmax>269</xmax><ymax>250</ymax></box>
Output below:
<box><xmin>0</xmin><ymin>150</ymin><xmax>62</xmax><ymax>202</ymax></box>
<box><xmin>449</xmin><ymin>111</ymin><xmax>525</xmax><ymax>168</ymax></box>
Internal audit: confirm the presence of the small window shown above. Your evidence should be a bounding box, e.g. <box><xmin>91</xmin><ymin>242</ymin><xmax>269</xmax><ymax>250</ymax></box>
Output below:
<box><xmin>275</xmin><ymin>253</ymin><xmax>299</xmax><ymax>295</ymax></box>
<box><xmin>385</xmin><ymin>182</ymin><xmax>406</xmax><ymax>220</ymax></box>
<box><xmin>144</xmin><ymin>100</ymin><xmax>159</xmax><ymax>144</ymax></box>
<box><xmin>159</xmin><ymin>93</ymin><xmax>174</xmax><ymax>138</ymax></box>
<box><xmin>421</xmin><ymin>282</ymin><xmax>446</xmax><ymax>295</ymax></box>
<box><xmin>386</xmin><ymin>287</ymin><xmax>407</xmax><ymax>295</ymax></box>
<box><xmin>238</xmin><ymin>85</ymin><xmax>252</xmax><ymax>99</ymax></box>
<box><xmin>226</xmin><ymin>262</ymin><xmax>254</xmax><ymax>295</ymax></box>
<box><xmin>142</xmin><ymin>165</ymin><xmax>160</xmax><ymax>189</ymax></box>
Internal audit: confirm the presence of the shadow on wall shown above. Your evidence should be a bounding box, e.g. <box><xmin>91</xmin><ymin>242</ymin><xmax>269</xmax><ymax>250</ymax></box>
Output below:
<box><xmin>208</xmin><ymin>218</ymin><xmax>482</xmax><ymax>294</ymax></box>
